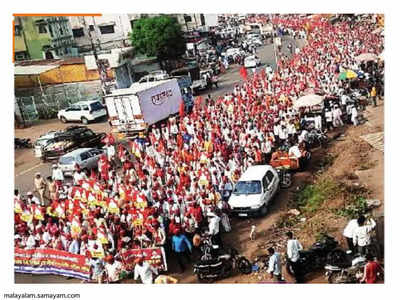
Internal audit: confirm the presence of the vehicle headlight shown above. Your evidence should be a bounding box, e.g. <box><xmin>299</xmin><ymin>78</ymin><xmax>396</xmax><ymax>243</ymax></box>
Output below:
<box><xmin>251</xmin><ymin>204</ymin><xmax>262</xmax><ymax>210</ymax></box>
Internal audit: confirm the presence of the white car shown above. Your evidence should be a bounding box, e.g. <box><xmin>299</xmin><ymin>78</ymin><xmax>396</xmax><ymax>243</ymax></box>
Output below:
<box><xmin>225</xmin><ymin>48</ymin><xmax>242</xmax><ymax>57</ymax></box>
<box><xmin>247</xmin><ymin>37</ymin><xmax>263</xmax><ymax>47</ymax></box>
<box><xmin>58</xmin><ymin>148</ymin><xmax>105</xmax><ymax>176</ymax></box>
<box><xmin>57</xmin><ymin>100</ymin><xmax>107</xmax><ymax>124</ymax></box>
<box><xmin>137</xmin><ymin>70</ymin><xmax>169</xmax><ymax>84</ymax></box>
<box><xmin>244</xmin><ymin>55</ymin><xmax>261</xmax><ymax>68</ymax></box>
<box><xmin>228</xmin><ymin>165</ymin><xmax>280</xmax><ymax>217</ymax></box>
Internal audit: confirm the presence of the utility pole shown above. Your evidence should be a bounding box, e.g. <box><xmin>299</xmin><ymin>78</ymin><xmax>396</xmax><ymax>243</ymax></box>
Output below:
<box><xmin>81</xmin><ymin>16</ymin><xmax>109</xmax><ymax>100</ymax></box>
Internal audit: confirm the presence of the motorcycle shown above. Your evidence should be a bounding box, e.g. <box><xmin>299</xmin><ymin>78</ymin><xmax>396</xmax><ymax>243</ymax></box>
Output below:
<box><xmin>324</xmin><ymin>253</ymin><xmax>367</xmax><ymax>283</ymax></box>
<box><xmin>286</xmin><ymin>234</ymin><xmax>339</xmax><ymax>281</ymax></box>
<box><xmin>15</xmin><ymin>137</ymin><xmax>32</xmax><ymax>149</ymax></box>
<box><xmin>193</xmin><ymin>236</ymin><xmax>252</xmax><ymax>283</ymax></box>
<box><xmin>276</xmin><ymin>167</ymin><xmax>292</xmax><ymax>189</ymax></box>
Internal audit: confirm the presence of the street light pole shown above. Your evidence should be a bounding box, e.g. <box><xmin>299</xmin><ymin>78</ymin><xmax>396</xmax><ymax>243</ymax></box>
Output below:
<box><xmin>81</xmin><ymin>16</ymin><xmax>108</xmax><ymax>99</ymax></box>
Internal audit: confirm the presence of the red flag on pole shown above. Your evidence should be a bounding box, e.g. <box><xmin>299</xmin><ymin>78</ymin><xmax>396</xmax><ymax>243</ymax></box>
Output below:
<box><xmin>239</xmin><ymin>66</ymin><xmax>248</xmax><ymax>81</ymax></box>
<box><xmin>179</xmin><ymin>100</ymin><xmax>185</xmax><ymax>118</ymax></box>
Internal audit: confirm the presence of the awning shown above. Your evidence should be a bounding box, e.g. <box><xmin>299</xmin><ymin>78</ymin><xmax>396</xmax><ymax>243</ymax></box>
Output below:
<box><xmin>294</xmin><ymin>94</ymin><xmax>324</xmax><ymax>108</ymax></box>
<box><xmin>14</xmin><ymin>65</ymin><xmax>59</xmax><ymax>76</ymax></box>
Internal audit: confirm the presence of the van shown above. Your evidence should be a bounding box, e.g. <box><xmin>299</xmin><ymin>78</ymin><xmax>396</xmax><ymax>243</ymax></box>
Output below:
<box><xmin>228</xmin><ymin>165</ymin><xmax>280</xmax><ymax>217</ymax></box>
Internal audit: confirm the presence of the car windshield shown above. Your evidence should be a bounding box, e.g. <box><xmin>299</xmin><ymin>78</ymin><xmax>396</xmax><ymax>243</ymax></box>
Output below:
<box><xmin>233</xmin><ymin>181</ymin><xmax>262</xmax><ymax>195</ymax></box>
<box><xmin>90</xmin><ymin>102</ymin><xmax>104</xmax><ymax>111</ymax></box>
<box><xmin>59</xmin><ymin>156</ymin><xmax>75</xmax><ymax>165</ymax></box>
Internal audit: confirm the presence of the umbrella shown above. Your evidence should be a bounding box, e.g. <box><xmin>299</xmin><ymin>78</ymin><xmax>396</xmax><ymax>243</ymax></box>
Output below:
<box><xmin>355</xmin><ymin>53</ymin><xmax>378</xmax><ymax>63</ymax></box>
<box><xmin>346</xmin><ymin>70</ymin><xmax>358</xmax><ymax>79</ymax></box>
<box><xmin>294</xmin><ymin>94</ymin><xmax>324</xmax><ymax>108</ymax></box>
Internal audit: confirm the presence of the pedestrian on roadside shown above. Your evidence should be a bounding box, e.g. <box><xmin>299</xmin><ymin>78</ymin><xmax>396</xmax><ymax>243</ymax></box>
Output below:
<box><xmin>360</xmin><ymin>253</ymin><xmax>384</xmax><ymax>283</ymax></box>
<box><xmin>353</xmin><ymin>215</ymin><xmax>376</xmax><ymax>256</ymax></box>
<box><xmin>370</xmin><ymin>86</ymin><xmax>377</xmax><ymax>107</ymax></box>
<box><xmin>267</xmin><ymin>247</ymin><xmax>284</xmax><ymax>282</ymax></box>
<box><xmin>286</xmin><ymin>231</ymin><xmax>303</xmax><ymax>283</ymax></box>
<box><xmin>171</xmin><ymin>229</ymin><xmax>192</xmax><ymax>273</ymax></box>
<box><xmin>351</xmin><ymin>105</ymin><xmax>359</xmax><ymax>126</ymax></box>
<box><xmin>33</xmin><ymin>172</ymin><xmax>47</xmax><ymax>206</ymax></box>
<box><xmin>343</xmin><ymin>217</ymin><xmax>359</xmax><ymax>254</ymax></box>
<box><xmin>133</xmin><ymin>257</ymin><xmax>158</xmax><ymax>284</ymax></box>
<box><xmin>52</xmin><ymin>164</ymin><xmax>64</xmax><ymax>188</ymax></box>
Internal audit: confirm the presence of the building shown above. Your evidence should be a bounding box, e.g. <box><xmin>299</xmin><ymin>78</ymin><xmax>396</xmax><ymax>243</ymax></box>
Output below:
<box><xmin>14</xmin><ymin>16</ymin><xmax>75</xmax><ymax>61</ymax></box>
<box><xmin>174</xmin><ymin>14</ymin><xmax>206</xmax><ymax>32</ymax></box>
<box><xmin>68</xmin><ymin>15</ymin><xmax>145</xmax><ymax>53</ymax></box>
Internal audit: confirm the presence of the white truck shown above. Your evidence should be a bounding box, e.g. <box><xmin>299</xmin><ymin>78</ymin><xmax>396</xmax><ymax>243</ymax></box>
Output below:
<box><xmin>104</xmin><ymin>79</ymin><xmax>182</xmax><ymax>136</ymax></box>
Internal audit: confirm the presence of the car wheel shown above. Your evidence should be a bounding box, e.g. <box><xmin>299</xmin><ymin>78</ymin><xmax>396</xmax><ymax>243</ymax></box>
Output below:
<box><xmin>259</xmin><ymin>204</ymin><xmax>268</xmax><ymax>216</ymax></box>
<box><xmin>60</xmin><ymin>116</ymin><xmax>67</xmax><ymax>123</ymax></box>
<box><xmin>81</xmin><ymin>117</ymin><xmax>89</xmax><ymax>125</ymax></box>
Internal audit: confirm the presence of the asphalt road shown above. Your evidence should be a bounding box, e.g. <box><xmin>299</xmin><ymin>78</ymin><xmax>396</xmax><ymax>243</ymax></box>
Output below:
<box><xmin>14</xmin><ymin>35</ymin><xmax>306</xmax><ymax>284</ymax></box>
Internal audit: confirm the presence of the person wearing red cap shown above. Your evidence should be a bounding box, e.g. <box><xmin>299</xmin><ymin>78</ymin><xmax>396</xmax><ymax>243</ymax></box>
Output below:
<box><xmin>134</xmin><ymin>256</ymin><xmax>158</xmax><ymax>284</ymax></box>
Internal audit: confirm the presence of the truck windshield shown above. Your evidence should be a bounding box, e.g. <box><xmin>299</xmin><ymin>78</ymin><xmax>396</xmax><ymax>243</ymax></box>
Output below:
<box><xmin>233</xmin><ymin>181</ymin><xmax>262</xmax><ymax>195</ymax></box>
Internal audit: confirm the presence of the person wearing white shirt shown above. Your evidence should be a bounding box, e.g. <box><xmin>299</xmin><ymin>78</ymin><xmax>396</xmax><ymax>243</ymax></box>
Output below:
<box><xmin>286</xmin><ymin>231</ymin><xmax>303</xmax><ymax>283</ymax></box>
<box><xmin>351</xmin><ymin>106</ymin><xmax>359</xmax><ymax>126</ymax></box>
<box><xmin>68</xmin><ymin>238</ymin><xmax>80</xmax><ymax>254</ymax></box>
<box><xmin>208</xmin><ymin>213</ymin><xmax>222</xmax><ymax>247</ymax></box>
<box><xmin>343</xmin><ymin>218</ymin><xmax>359</xmax><ymax>253</ymax></box>
<box><xmin>353</xmin><ymin>216</ymin><xmax>376</xmax><ymax>255</ymax></box>
<box><xmin>267</xmin><ymin>247</ymin><xmax>283</xmax><ymax>282</ymax></box>
<box><xmin>52</xmin><ymin>164</ymin><xmax>64</xmax><ymax>182</ymax></box>
<box><xmin>134</xmin><ymin>259</ymin><xmax>158</xmax><ymax>284</ymax></box>
<box><xmin>288</xmin><ymin>145</ymin><xmax>302</xmax><ymax>159</ymax></box>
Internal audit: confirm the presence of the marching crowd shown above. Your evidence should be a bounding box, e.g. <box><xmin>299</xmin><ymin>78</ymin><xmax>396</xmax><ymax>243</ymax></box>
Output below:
<box><xmin>14</xmin><ymin>14</ymin><xmax>383</xmax><ymax>284</ymax></box>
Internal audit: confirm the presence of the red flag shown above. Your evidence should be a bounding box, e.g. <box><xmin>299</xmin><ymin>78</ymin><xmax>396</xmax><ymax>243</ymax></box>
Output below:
<box><xmin>179</xmin><ymin>100</ymin><xmax>185</xmax><ymax>118</ymax></box>
<box><xmin>239</xmin><ymin>66</ymin><xmax>248</xmax><ymax>81</ymax></box>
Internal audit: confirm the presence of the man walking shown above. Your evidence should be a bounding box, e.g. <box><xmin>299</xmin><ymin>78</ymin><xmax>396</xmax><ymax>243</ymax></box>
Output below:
<box><xmin>171</xmin><ymin>229</ymin><xmax>192</xmax><ymax>273</ymax></box>
<box><xmin>370</xmin><ymin>86</ymin><xmax>377</xmax><ymax>107</ymax></box>
<box><xmin>286</xmin><ymin>231</ymin><xmax>303</xmax><ymax>283</ymax></box>
<box><xmin>267</xmin><ymin>247</ymin><xmax>284</xmax><ymax>282</ymax></box>
<box><xmin>34</xmin><ymin>172</ymin><xmax>47</xmax><ymax>206</ymax></box>
<box><xmin>134</xmin><ymin>257</ymin><xmax>158</xmax><ymax>284</ymax></box>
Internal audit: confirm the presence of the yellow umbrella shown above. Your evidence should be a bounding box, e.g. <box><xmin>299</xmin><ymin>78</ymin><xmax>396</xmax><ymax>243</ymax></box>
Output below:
<box><xmin>346</xmin><ymin>70</ymin><xmax>357</xmax><ymax>79</ymax></box>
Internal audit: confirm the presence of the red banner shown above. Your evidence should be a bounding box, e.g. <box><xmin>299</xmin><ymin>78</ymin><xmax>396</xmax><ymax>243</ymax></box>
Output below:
<box><xmin>14</xmin><ymin>248</ymin><xmax>90</xmax><ymax>280</ymax></box>
<box><xmin>121</xmin><ymin>247</ymin><xmax>167</xmax><ymax>272</ymax></box>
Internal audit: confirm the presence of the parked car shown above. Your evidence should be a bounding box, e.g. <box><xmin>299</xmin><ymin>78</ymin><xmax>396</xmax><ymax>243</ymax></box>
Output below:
<box><xmin>228</xmin><ymin>165</ymin><xmax>280</xmax><ymax>217</ymax></box>
<box><xmin>244</xmin><ymin>55</ymin><xmax>261</xmax><ymax>68</ymax></box>
<box><xmin>57</xmin><ymin>100</ymin><xmax>107</xmax><ymax>124</ymax></box>
<box><xmin>34</xmin><ymin>126</ymin><xmax>106</xmax><ymax>162</ymax></box>
<box><xmin>246</xmin><ymin>37</ymin><xmax>263</xmax><ymax>47</ymax></box>
<box><xmin>58</xmin><ymin>148</ymin><xmax>105</xmax><ymax>176</ymax></box>
<box><xmin>137</xmin><ymin>70</ymin><xmax>169</xmax><ymax>84</ymax></box>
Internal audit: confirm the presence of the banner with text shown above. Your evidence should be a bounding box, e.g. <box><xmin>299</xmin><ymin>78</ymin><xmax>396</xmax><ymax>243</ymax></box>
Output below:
<box><xmin>121</xmin><ymin>247</ymin><xmax>167</xmax><ymax>272</ymax></box>
<box><xmin>14</xmin><ymin>248</ymin><xmax>91</xmax><ymax>281</ymax></box>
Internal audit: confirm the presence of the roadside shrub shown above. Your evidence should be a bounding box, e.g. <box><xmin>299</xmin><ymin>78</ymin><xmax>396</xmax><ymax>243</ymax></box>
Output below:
<box><xmin>295</xmin><ymin>177</ymin><xmax>341</xmax><ymax>213</ymax></box>
<box><xmin>334</xmin><ymin>196</ymin><xmax>368</xmax><ymax>219</ymax></box>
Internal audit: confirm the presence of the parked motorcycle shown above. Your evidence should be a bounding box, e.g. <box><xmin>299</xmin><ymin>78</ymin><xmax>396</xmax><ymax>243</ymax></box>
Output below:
<box><xmin>15</xmin><ymin>137</ymin><xmax>33</xmax><ymax>149</ymax></box>
<box><xmin>286</xmin><ymin>234</ymin><xmax>339</xmax><ymax>280</ymax></box>
<box><xmin>276</xmin><ymin>168</ymin><xmax>292</xmax><ymax>189</ymax></box>
<box><xmin>193</xmin><ymin>236</ymin><xmax>252</xmax><ymax>283</ymax></box>
<box><xmin>325</xmin><ymin>254</ymin><xmax>367</xmax><ymax>283</ymax></box>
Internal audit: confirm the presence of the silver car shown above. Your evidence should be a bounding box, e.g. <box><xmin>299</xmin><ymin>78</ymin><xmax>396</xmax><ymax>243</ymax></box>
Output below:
<box><xmin>58</xmin><ymin>148</ymin><xmax>105</xmax><ymax>176</ymax></box>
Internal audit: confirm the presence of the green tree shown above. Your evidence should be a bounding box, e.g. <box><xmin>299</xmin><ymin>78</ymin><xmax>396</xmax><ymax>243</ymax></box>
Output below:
<box><xmin>130</xmin><ymin>15</ymin><xmax>185</xmax><ymax>70</ymax></box>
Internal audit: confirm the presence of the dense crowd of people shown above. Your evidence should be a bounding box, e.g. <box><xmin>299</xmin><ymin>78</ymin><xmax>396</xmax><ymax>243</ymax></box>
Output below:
<box><xmin>14</xmin><ymin>14</ymin><xmax>383</xmax><ymax>283</ymax></box>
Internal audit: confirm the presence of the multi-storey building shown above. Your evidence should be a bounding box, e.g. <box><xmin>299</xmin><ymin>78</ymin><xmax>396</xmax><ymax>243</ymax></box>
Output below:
<box><xmin>14</xmin><ymin>16</ymin><xmax>75</xmax><ymax>61</ymax></box>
